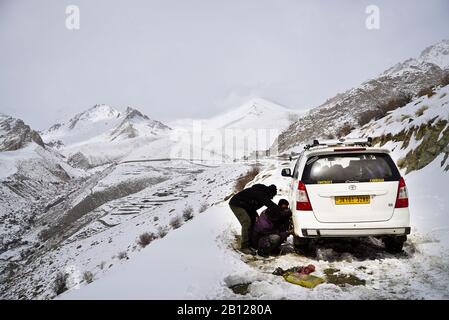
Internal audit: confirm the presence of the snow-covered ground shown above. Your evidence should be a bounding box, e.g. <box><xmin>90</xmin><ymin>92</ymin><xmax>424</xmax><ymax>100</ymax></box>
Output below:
<box><xmin>1</xmin><ymin>157</ymin><xmax>258</xmax><ymax>299</ymax></box>
<box><xmin>62</xmin><ymin>155</ymin><xmax>449</xmax><ymax>300</ymax></box>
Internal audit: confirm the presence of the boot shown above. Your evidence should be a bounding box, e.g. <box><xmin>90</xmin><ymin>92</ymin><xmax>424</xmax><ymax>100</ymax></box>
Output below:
<box><xmin>240</xmin><ymin>245</ymin><xmax>257</xmax><ymax>255</ymax></box>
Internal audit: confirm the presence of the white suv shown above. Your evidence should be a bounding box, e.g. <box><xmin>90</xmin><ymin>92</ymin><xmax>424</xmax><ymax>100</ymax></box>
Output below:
<box><xmin>281</xmin><ymin>138</ymin><xmax>410</xmax><ymax>253</ymax></box>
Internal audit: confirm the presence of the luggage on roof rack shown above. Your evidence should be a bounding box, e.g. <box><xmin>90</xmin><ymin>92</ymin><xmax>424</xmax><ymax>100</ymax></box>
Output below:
<box><xmin>304</xmin><ymin>137</ymin><xmax>372</xmax><ymax>150</ymax></box>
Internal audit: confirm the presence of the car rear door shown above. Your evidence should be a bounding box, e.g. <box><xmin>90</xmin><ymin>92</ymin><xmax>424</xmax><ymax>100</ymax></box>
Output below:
<box><xmin>302</xmin><ymin>152</ymin><xmax>400</xmax><ymax>223</ymax></box>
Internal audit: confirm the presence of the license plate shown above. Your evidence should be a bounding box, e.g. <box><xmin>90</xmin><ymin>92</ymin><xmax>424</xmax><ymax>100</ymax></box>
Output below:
<box><xmin>335</xmin><ymin>195</ymin><xmax>370</xmax><ymax>205</ymax></box>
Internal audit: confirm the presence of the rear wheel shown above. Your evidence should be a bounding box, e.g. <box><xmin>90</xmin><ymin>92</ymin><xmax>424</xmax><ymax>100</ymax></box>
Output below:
<box><xmin>384</xmin><ymin>236</ymin><xmax>406</xmax><ymax>253</ymax></box>
<box><xmin>293</xmin><ymin>236</ymin><xmax>313</xmax><ymax>254</ymax></box>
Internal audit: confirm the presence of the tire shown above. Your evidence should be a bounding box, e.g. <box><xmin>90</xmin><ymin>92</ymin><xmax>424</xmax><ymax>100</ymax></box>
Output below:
<box><xmin>293</xmin><ymin>236</ymin><xmax>313</xmax><ymax>254</ymax></box>
<box><xmin>384</xmin><ymin>236</ymin><xmax>406</xmax><ymax>253</ymax></box>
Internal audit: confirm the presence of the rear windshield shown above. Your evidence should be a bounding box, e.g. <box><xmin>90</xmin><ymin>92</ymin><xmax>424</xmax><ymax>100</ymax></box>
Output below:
<box><xmin>302</xmin><ymin>153</ymin><xmax>400</xmax><ymax>184</ymax></box>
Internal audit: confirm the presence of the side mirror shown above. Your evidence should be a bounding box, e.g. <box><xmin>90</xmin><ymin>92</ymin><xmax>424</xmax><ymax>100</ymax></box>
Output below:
<box><xmin>281</xmin><ymin>168</ymin><xmax>292</xmax><ymax>177</ymax></box>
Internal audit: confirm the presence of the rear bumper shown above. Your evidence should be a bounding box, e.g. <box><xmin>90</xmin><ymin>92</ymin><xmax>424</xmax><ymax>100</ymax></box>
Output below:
<box><xmin>293</xmin><ymin>208</ymin><xmax>410</xmax><ymax>238</ymax></box>
<box><xmin>301</xmin><ymin>227</ymin><xmax>411</xmax><ymax>237</ymax></box>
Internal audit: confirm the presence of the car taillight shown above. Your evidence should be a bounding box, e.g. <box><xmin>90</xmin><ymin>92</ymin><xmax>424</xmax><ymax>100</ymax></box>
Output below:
<box><xmin>395</xmin><ymin>177</ymin><xmax>409</xmax><ymax>208</ymax></box>
<box><xmin>296</xmin><ymin>181</ymin><xmax>313</xmax><ymax>211</ymax></box>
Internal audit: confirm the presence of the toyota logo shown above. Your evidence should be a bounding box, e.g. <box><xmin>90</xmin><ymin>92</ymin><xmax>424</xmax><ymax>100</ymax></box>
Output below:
<box><xmin>349</xmin><ymin>185</ymin><xmax>357</xmax><ymax>190</ymax></box>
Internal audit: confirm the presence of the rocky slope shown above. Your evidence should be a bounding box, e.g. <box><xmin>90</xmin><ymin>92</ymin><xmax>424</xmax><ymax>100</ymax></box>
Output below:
<box><xmin>274</xmin><ymin>40</ymin><xmax>449</xmax><ymax>154</ymax></box>
<box><xmin>348</xmin><ymin>84</ymin><xmax>449</xmax><ymax>174</ymax></box>
<box><xmin>0</xmin><ymin>113</ymin><xmax>44</xmax><ymax>151</ymax></box>
<box><xmin>0</xmin><ymin>114</ymin><xmax>86</xmax><ymax>280</ymax></box>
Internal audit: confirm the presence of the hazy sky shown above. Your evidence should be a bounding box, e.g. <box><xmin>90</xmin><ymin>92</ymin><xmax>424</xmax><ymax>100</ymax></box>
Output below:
<box><xmin>1</xmin><ymin>0</ymin><xmax>449</xmax><ymax>129</ymax></box>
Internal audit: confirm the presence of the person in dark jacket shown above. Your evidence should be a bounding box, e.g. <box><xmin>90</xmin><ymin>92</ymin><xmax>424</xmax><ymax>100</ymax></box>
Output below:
<box><xmin>251</xmin><ymin>199</ymin><xmax>292</xmax><ymax>257</ymax></box>
<box><xmin>229</xmin><ymin>184</ymin><xmax>279</xmax><ymax>253</ymax></box>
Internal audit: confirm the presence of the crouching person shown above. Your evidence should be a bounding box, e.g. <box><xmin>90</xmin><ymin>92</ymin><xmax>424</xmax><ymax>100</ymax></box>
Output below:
<box><xmin>252</xmin><ymin>199</ymin><xmax>292</xmax><ymax>257</ymax></box>
<box><xmin>229</xmin><ymin>184</ymin><xmax>279</xmax><ymax>254</ymax></box>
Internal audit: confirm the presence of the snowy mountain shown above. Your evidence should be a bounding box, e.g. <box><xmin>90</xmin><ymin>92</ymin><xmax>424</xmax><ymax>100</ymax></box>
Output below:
<box><xmin>43</xmin><ymin>99</ymin><xmax>300</xmax><ymax>167</ymax></box>
<box><xmin>207</xmin><ymin>98</ymin><xmax>301</xmax><ymax>130</ymax></box>
<box><xmin>43</xmin><ymin>105</ymin><xmax>170</xmax><ymax>147</ymax></box>
<box><xmin>274</xmin><ymin>39</ymin><xmax>449</xmax><ymax>153</ymax></box>
<box><xmin>109</xmin><ymin>107</ymin><xmax>169</xmax><ymax>141</ymax></box>
<box><xmin>171</xmin><ymin>98</ymin><xmax>301</xmax><ymax>131</ymax></box>
<box><xmin>413</xmin><ymin>39</ymin><xmax>449</xmax><ymax>70</ymax></box>
<box><xmin>0</xmin><ymin>113</ymin><xmax>79</xmax><ymax>180</ymax></box>
<box><xmin>42</xmin><ymin>105</ymin><xmax>172</xmax><ymax>167</ymax></box>
<box><xmin>169</xmin><ymin>98</ymin><xmax>303</xmax><ymax>159</ymax></box>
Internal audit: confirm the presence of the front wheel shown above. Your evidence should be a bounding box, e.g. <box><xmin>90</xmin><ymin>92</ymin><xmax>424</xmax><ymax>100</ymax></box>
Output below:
<box><xmin>383</xmin><ymin>235</ymin><xmax>406</xmax><ymax>253</ymax></box>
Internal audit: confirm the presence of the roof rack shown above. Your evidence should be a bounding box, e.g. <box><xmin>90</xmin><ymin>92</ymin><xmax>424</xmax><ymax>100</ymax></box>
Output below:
<box><xmin>304</xmin><ymin>137</ymin><xmax>372</xmax><ymax>150</ymax></box>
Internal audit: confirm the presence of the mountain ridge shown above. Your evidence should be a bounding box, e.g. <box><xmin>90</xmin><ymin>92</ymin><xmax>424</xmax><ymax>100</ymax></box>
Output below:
<box><xmin>43</xmin><ymin>105</ymin><xmax>171</xmax><ymax>147</ymax></box>
<box><xmin>273</xmin><ymin>39</ymin><xmax>449</xmax><ymax>153</ymax></box>
<box><xmin>0</xmin><ymin>113</ymin><xmax>45</xmax><ymax>151</ymax></box>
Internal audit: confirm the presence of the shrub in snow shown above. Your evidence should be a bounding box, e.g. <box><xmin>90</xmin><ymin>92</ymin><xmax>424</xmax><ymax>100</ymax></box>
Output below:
<box><xmin>199</xmin><ymin>202</ymin><xmax>209</xmax><ymax>213</ymax></box>
<box><xmin>157</xmin><ymin>227</ymin><xmax>168</xmax><ymax>238</ymax></box>
<box><xmin>53</xmin><ymin>272</ymin><xmax>69</xmax><ymax>295</ymax></box>
<box><xmin>234</xmin><ymin>166</ymin><xmax>260</xmax><ymax>192</ymax></box>
<box><xmin>337</xmin><ymin>123</ymin><xmax>354</xmax><ymax>138</ymax></box>
<box><xmin>137</xmin><ymin>232</ymin><xmax>157</xmax><ymax>248</ymax></box>
<box><xmin>358</xmin><ymin>95</ymin><xmax>412</xmax><ymax>126</ymax></box>
<box><xmin>397</xmin><ymin>157</ymin><xmax>406</xmax><ymax>169</ymax></box>
<box><xmin>415</xmin><ymin>105</ymin><xmax>429</xmax><ymax>117</ymax></box>
<box><xmin>441</xmin><ymin>73</ymin><xmax>449</xmax><ymax>87</ymax></box>
<box><xmin>170</xmin><ymin>216</ymin><xmax>183</xmax><ymax>229</ymax></box>
<box><xmin>117</xmin><ymin>251</ymin><xmax>128</xmax><ymax>260</ymax></box>
<box><xmin>182</xmin><ymin>206</ymin><xmax>194</xmax><ymax>221</ymax></box>
<box><xmin>83</xmin><ymin>271</ymin><xmax>93</xmax><ymax>284</ymax></box>
<box><xmin>418</xmin><ymin>87</ymin><xmax>435</xmax><ymax>98</ymax></box>
<box><xmin>38</xmin><ymin>228</ymin><xmax>53</xmax><ymax>242</ymax></box>
<box><xmin>358</xmin><ymin>109</ymin><xmax>379</xmax><ymax>126</ymax></box>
